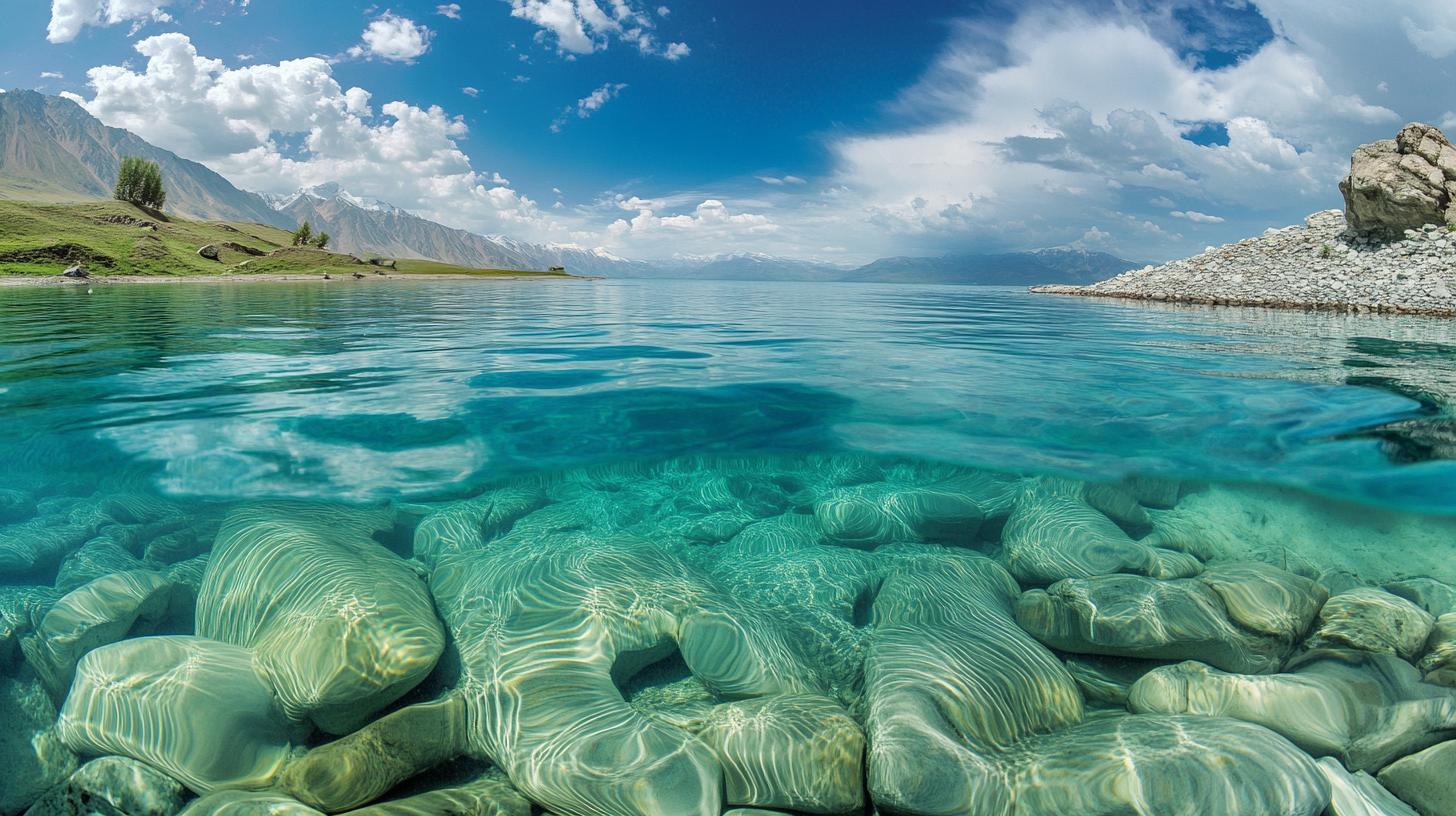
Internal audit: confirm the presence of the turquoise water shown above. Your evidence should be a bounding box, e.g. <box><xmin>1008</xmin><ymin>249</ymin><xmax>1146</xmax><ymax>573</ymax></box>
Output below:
<box><xmin>4</xmin><ymin>279</ymin><xmax>1456</xmax><ymax>814</ymax></box>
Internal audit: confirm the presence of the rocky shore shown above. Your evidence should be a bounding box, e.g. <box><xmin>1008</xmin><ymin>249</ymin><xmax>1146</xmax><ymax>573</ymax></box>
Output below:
<box><xmin>1035</xmin><ymin>123</ymin><xmax>1456</xmax><ymax>316</ymax></box>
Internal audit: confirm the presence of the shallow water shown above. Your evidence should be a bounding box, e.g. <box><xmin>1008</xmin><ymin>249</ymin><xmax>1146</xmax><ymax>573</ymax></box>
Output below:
<box><xmin>3</xmin><ymin>280</ymin><xmax>1456</xmax><ymax>815</ymax></box>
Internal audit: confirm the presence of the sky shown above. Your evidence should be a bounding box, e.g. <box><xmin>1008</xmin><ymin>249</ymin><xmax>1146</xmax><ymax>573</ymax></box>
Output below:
<box><xmin>3</xmin><ymin>0</ymin><xmax>1456</xmax><ymax>263</ymax></box>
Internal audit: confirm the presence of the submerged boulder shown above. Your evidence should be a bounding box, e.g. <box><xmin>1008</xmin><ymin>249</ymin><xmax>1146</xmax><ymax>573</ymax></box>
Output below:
<box><xmin>196</xmin><ymin>506</ymin><xmax>445</xmax><ymax>734</ymax></box>
<box><xmin>178</xmin><ymin>792</ymin><xmax>322</xmax><ymax>816</ymax></box>
<box><xmin>697</xmin><ymin>694</ymin><xmax>864</xmax><ymax>814</ymax></box>
<box><xmin>1128</xmin><ymin>651</ymin><xmax>1456</xmax><ymax>772</ymax></box>
<box><xmin>812</xmin><ymin>477</ymin><xmax>988</xmax><ymax>547</ymax></box>
<box><xmin>1016</xmin><ymin>563</ymin><xmax>1324</xmax><ymax>674</ymax></box>
<box><xmin>1307</xmin><ymin>588</ymin><xmax>1435</xmax><ymax>661</ymax></box>
<box><xmin>1377</xmin><ymin>740</ymin><xmax>1456</xmax><ymax>816</ymax></box>
<box><xmin>279</xmin><ymin>695</ymin><xmax>470</xmax><ymax>813</ymax></box>
<box><xmin>57</xmin><ymin>636</ymin><xmax>296</xmax><ymax>794</ymax></box>
<box><xmin>998</xmin><ymin>479</ymin><xmax>1196</xmax><ymax>585</ymax></box>
<box><xmin>21</xmin><ymin>569</ymin><xmax>173</xmax><ymax>700</ymax></box>
<box><xmin>1340</xmin><ymin>123</ymin><xmax>1456</xmax><ymax>235</ymax></box>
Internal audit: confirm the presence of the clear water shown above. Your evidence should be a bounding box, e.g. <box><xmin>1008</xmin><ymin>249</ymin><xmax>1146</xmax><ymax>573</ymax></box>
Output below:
<box><xmin>4</xmin><ymin>279</ymin><xmax>1456</xmax><ymax>814</ymax></box>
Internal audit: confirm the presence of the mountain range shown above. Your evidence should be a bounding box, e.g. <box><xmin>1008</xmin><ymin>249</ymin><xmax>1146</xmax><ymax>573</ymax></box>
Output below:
<box><xmin>0</xmin><ymin>89</ymin><xmax>1140</xmax><ymax>283</ymax></box>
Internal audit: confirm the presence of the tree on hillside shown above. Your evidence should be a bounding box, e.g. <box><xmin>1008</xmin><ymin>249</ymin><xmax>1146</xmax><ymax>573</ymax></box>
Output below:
<box><xmin>314</xmin><ymin>232</ymin><xmax>331</xmax><ymax>250</ymax></box>
<box><xmin>114</xmin><ymin>157</ymin><xmax>166</xmax><ymax>210</ymax></box>
<box><xmin>293</xmin><ymin>221</ymin><xmax>313</xmax><ymax>246</ymax></box>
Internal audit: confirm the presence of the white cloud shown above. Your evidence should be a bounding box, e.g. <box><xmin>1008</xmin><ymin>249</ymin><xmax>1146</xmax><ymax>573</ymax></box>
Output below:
<box><xmin>40</xmin><ymin>71</ymin><xmax>65</xmax><ymax>79</ymax></box>
<box><xmin>757</xmin><ymin>175</ymin><xmax>806</xmax><ymax>186</ymax></box>
<box><xmin>1170</xmin><ymin>210</ymin><xmax>1226</xmax><ymax>223</ymax></box>
<box><xmin>505</xmin><ymin>0</ymin><xmax>688</xmax><ymax>59</ymax></box>
<box><xmin>817</xmin><ymin>1</ymin><xmax>1441</xmax><ymax>259</ymax></box>
<box><xmin>48</xmin><ymin>0</ymin><xmax>173</xmax><ymax>43</ymax></box>
<box><xmin>73</xmin><ymin>33</ymin><xmax>563</xmax><ymax>243</ymax></box>
<box><xmin>348</xmin><ymin>13</ymin><xmax>433</xmax><ymax>63</ymax></box>
<box><xmin>657</xmin><ymin>6</ymin><xmax>670</xmax><ymax>16</ymax></box>
<box><xmin>436</xmin><ymin>3</ymin><xmax>462</xmax><ymax>19</ymax></box>
<box><xmin>462</xmin><ymin>86</ymin><xmax>480</xmax><ymax>97</ymax></box>
<box><xmin>551</xmin><ymin>82</ymin><xmax>626</xmax><ymax>131</ymax></box>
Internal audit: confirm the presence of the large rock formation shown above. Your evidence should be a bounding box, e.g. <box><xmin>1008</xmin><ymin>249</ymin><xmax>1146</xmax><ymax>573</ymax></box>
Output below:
<box><xmin>1340</xmin><ymin>123</ymin><xmax>1456</xmax><ymax>236</ymax></box>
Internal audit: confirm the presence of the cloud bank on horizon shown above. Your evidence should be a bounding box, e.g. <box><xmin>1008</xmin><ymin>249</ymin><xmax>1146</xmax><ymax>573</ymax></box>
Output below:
<box><xmin>21</xmin><ymin>0</ymin><xmax>1456</xmax><ymax>263</ymax></box>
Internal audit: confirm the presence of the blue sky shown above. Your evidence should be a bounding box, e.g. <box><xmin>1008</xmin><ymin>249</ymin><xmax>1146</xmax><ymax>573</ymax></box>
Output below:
<box><xmin>4</xmin><ymin>1</ymin><xmax>1456</xmax><ymax>263</ymax></box>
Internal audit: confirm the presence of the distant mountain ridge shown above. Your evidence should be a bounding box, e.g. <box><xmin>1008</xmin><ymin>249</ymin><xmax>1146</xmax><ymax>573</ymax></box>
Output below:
<box><xmin>0</xmin><ymin>90</ymin><xmax>289</xmax><ymax>227</ymax></box>
<box><xmin>0</xmin><ymin>89</ymin><xmax>1141</xmax><ymax>283</ymax></box>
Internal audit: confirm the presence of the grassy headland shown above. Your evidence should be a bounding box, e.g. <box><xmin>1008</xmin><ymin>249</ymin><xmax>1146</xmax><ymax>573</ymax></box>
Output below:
<box><xmin>0</xmin><ymin>200</ymin><xmax>566</xmax><ymax>279</ymax></box>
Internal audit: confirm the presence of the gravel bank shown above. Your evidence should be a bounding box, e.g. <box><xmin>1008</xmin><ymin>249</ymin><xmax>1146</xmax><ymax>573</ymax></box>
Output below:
<box><xmin>1033</xmin><ymin>210</ymin><xmax>1456</xmax><ymax>316</ymax></box>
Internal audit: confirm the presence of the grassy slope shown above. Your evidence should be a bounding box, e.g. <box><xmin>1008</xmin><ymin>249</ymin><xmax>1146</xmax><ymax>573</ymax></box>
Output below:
<box><xmin>0</xmin><ymin>199</ymin><xmax>562</xmax><ymax>278</ymax></box>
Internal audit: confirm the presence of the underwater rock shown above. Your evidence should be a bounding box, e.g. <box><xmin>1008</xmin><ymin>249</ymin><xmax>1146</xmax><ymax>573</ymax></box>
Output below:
<box><xmin>53</xmin><ymin>539</ymin><xmax>149</xmax><ymax>593</ymax></box>
<box><xmin>697</xmin><ymin>694</ymin><xmax>864</xmax><ymax>814</ymax></box>
<box><xmin>429</xmin><ymin>532</ymin><xmax>815</xmax><ymax>816</ymax></box>
<box><xmin>1015</xmin><ymin>565</ymin><xmax>1321</xmax><ymax>673</ymax></box>
<box><xmin>0</xmin><ymin>515</ymin><xmax>94</xmax><ymax>577</ymax></box>
<box><xmin>998</xmin><ymin>479</ymin><xmax>1188</xmax><ymax>585</ymax></box>
<box><xmin>196</xmin><ymin>506</ymin><xmax>445</xmax><ymax>734</ymax></box>
<box><xmin>1418</xmin><ymin>614</ymin><xmax>1456</xmax><ymax>686</ymax></box>
<box><xmin>1377</xmin><ymin>740</ymin><xmax>1456</xmax><ymax>816</ymax></box>
<box><xmin>339</xmin><ymin>770</ymin><xmax>531</xmax><ymax>816</ymax></box>
<box><xmin>997</xmin><ymin>713</ymin><xmax>1329</xmax><ymax>816</ymax></box>
<box><xmin>0</xmin><ymin>674</ymin><xmax>78</xmax><ymax>816</ymax></box>
<box><xmin>280</xmin><ymin>695</ymin><xmax>470</xmax><ymax>813</ymax></box>
<box><xmin>178</xmin><ymin>792</ymin><xmax>323</xmax><ymax>816</ymax></box>
<box><xmin>1317</xmin><ymin>757</ymin><xmax>1419</xmax><ymax>816</ymax></box>
<box><xmin>813</xmin><ymin>477</ymin><xmax>987</xmax><ymax>547</ymax></box>
<box><xmin>24</xmin><ymin>756</ymin><xmax>187</xmax><ymax>816</ymax></box>
<box><xmin>1128</xmin><ymin>651</ymin><xmax>1456</xmax><ymax>772</ymax></box>
<box><xmin>1309</xmin><ymin>588</ymin><xmax>1436</xmax><ymax>660</ymax></box>
<box><xmin>409</xmin><ymin>486</ymin><xmax>548</xmax><ymax>567</ymax></box>
<box><xmin>57</xmin><ymin>636</ymin><xmax>296</xmax><ymax>794</ymax></box>
<box><xmin>864</xmin><ymin>548</ymin><xmax>1084</xmax><ymax>812</ymax></box>
<box><xmin>22</xmin><ymin>569</ymin><xmax>173</xmax><ymax>700</ymax></box>
<box><xmin>1385</xmin><ymin>577</ymin><xmax>1456</xmax><ymax>617</ymax></box>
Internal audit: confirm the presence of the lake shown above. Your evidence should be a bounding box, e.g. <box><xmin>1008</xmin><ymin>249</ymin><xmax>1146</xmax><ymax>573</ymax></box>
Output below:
<box><xmin>3</xmin><ymin>279</ymin><xmax>1455</xmax><ymax>814</ymax></box>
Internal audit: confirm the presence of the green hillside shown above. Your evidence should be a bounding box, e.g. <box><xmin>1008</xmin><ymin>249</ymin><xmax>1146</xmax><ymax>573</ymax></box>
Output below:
<box><xmin>0</xmin><ymin>200</ymin><xmax>563</xmax><ymax>278</ymax></box>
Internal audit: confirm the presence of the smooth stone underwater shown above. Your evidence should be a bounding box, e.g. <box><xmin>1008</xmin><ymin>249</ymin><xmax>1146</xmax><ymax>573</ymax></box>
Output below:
<box><xmin>57</xmin><ymin>636</ymin><xmax>297</xmax><ymax>794</ymax></box>
<box><xmin>23</xmin><ymin>756</ymin><xmax>188</xmax><ymax>816</ymax></box>
<box><xmin>1128</xmin><ymin>651</ymin><xmax>1456</xmax><ymax>772</ymax></box>
<box><xmin>1015</xmin><ymin>563</ymin><xmax>1325</xmax><ymax>673</ymax></box>
<box><xmin>196</xmin><ymin>505</ymin><xmax>445</xmax><ymax>734</ymax></box>
<box><xmin>1376</xmin><ymin>740</ymin><xmax>1456</xmax><ymax>816</ymax></box>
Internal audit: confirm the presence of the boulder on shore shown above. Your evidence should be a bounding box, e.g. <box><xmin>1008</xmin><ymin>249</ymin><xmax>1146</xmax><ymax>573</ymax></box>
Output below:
<box><xmin>1340</xmin><ymin>123</ymin><xmax>1456</xmax><ymax>235</ymax></box>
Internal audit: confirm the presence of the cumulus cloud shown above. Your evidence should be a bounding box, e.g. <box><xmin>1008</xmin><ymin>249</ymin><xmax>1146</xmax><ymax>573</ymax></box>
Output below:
<box><xmin>603</xmin><ymin>198</ymin><xmax>779</xmax><ymax>254</ymax></box>
<box><xmin>48</xmin><ymin>0</ymin><xmax>173</xmax><ymax>43</ymax></box>
<box><xmin>551</xmin><ymin>82</ymin><xmax>626</xmax><ymax>132</ymax></box>
<box><xmin>819</xmin><ymin>0</ymin><xmax>1453</xmax><ymax>259</ymax></box>
<box><xmin>462</xmin><ymin>86</ymin><xmax>480</xmax><ymax>97</ymax></box>
<box><xmin>348</xmin><ymin>13</ymin><xmax>433</xmax><ymax>62</ymax></box>
<box><xmin>757</xmin><ymin>175</ymin><xmax>806</xmax><ymax>186</ymax></box>
<box><xmin>72</xmin><ymin>33</ymin><xmax>560</xmax><ymax>242</ymax></box>
<box><xmin>40</xmin><ymin>71</ymin><xmax>65</xmax><ymax>79</ymax></box>
<box><xmin>505</xmin><ymin>0</ymin><xmax>689</xmax><ymax>58</ymax></box>
<box><xmin>436</xmin><ymin>3</ymin><xmax>462</xmax><ymax>19</ymax></box>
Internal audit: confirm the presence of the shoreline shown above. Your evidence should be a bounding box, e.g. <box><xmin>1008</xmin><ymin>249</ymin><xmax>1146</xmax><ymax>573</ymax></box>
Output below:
<box><xmin>1030</xmin><ymin>210</ymin><xmax>1456</xmax><ymax>318</ymax></box>
<box><xmin>1029</xmin><ymin>284</ymin><xmax>1456</xmax><ymax>317</ymax></box>
<box><xmin>0</xmin><ymin>272</ymin><xmax>585</xmax><ymax>287</ymax></box>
